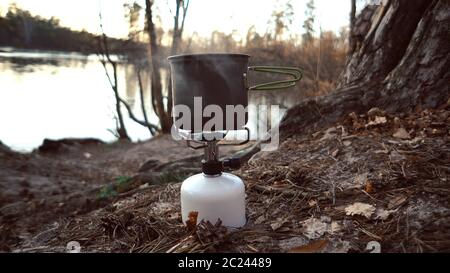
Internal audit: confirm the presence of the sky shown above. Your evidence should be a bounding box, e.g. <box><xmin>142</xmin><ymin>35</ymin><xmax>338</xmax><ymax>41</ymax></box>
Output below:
<box><xmin>0</xmin><ymin>0</ymin><xmax>352</xmax><ymax>40</ymax></box>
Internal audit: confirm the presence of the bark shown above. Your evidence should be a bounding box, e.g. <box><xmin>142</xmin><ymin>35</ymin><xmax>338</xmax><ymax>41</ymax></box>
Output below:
<box><xmin>281</xmin><ymin>0</ymin><xmax>450</xmax><ymax>140</ymax></box>
<box><xmin>349</xmin><ymin>0</ymin><xmax>357</xmax><ymax>54</ymax></box>
<box><xmin>339</xmin><ymin>0</ymin><xmax>432</xmax><ymax>87</ymax></box>
<box><xmin>111</xmin><ymin>61</ymin><xmax>130</xmax><ymax>140</ymax></box>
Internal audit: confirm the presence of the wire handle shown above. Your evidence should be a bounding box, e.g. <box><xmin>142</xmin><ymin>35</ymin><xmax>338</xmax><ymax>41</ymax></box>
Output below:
<box><xmin>247</xmin><ymin>66</ymin><xmax>303</xmax><ymax>91</ymax></box>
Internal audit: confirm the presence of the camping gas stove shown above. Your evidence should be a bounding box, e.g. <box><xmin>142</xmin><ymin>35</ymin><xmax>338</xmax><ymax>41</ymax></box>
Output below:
<box><xmin>167</xmin><ymin>53</ymin><xmax>302</xmax><ymax>228</ymax></box>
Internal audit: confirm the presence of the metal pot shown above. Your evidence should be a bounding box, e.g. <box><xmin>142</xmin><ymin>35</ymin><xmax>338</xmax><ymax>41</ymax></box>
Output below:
<box><xmin>168</xmin><ymin>53</ymin><xmax>302</xmax><ymax>133</ymax></box>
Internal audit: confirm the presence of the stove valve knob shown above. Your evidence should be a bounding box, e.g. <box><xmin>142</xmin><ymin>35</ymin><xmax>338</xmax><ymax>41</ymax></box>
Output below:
<box><xmin>223</xmin><ymin>158</ymin><xmax>241</xmax><ymax>170</ymax></box>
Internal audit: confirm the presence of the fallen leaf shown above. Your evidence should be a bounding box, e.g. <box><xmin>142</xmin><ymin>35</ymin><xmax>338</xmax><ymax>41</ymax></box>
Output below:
<box><xmin>364</xmin><ymin>181</ymin><xmax>374</xmax><ymax>194</ymax></box>
<box><xmin>374</xmin><ymin>208</ymin><xmax>395</xmax><ymax>220</ymax></box>
<box><xmin>331</xmin><ymin>221</ymin><xmax>342</xmax><ymax>233</ymax></box>
<box><xmin>366</xmin><ymin>116</ymin><xmax>387</xmax><ymax>127</ymax></box>
<box><xmin>185</xmin><ymin>211</ymin><xmax>198</xmax><ymax>231</ymax></box>
<box><xmin>278</xmin><ymin>237</ymin><xmax>309</xmax><ymax>251</ymax></box>
<box><xmin>354</xmin><ymin>173</ymin><xmax>369</xmax><ymax>187</ymax></box>
<box><xmin>332</xmin><ymin>239</ymin><xmax>352</xmax><ymax>253</ymax></box>
<box><xmin>331</xmin><ymin>149</ymin><xmax>339</xmax><ymax>157</ymax></box>
<box><xmin>345</xmin><ymin>202</ymin><xmax>376</xmax><ymax>219</ymax></box>
<box><xmin>288</xmin><ymin>239</ymin><xmax>329</xmax><ymax>253</ymax></box>
<box><xmin>168</xmin><ymin>212</ymin><xmax>181</xmax><ymax>220</ymax></box>
<box><xmin>343</xmin><ymin>140</ymin><xmax>352</xmax><ymax>147</ymax></box>
<box><xmin>367</xmin><ymin>107</ymin><xmax>385</xmax><ymax>118</ymax></box>
<box><xmin>308</xmin><ymin>199</ymin><xmax>318</xmax><ymax>207</ymax></box>
<box><xmin>301</xmin><ymin>217</ymin><xmax>329</xmax><ymax>239</ymax></box>
<box><xmin>271</xmin><ymin>218</ymin><xmax>288</xmax><ymax>231</ymax></box>
<box><xmin>393</xmin><ymin>127</ymin><xmax>411</xmax><ymax>140</ymax></box>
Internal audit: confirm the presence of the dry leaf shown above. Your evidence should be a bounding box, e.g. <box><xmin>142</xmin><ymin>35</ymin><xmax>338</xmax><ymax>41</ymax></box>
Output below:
<box><xmin>331</xmin><ymin>149</ymin><xmax>339</xmax><ymax>157</ymax></box>
<box><xmin>343</xmin><ymin>140</ymin><xmax>352</xmax><ymax>147</ymax></box>
<box><xmin>168</xmin><ymin>212</ymin><xmax>181</xmax><ymax>220</ymax></box>
<box><xmin>331</xmin><ymin>221</ymin><xmax>342</xmax><ymax>233</ymax></box>
<box><xmin>345</xmin><ymin>202</ymin><xmax>376</xmax><ymax>219</ymax></box>
<box><xmin>332</xmin><ymin>240</ymin><xmax>352</xmax><ymax>253</ymax></box>
<box><xmin>308</xmin><ymin>199</ymin><xmax>318</xmax><ymax>207</ymax></box>
<box><xmin>367</xmin><ymin>107</ymin><xmax>385</xmax><ymax>118</ymax></box>
<box><xmin>366</xmin><ymin>116</ymin><xmax>387</xmax><ymax>127</ymax></box>
<box><xmin>288</xmin><ymin>239</ymin><xmax>329</xmax><ymax>253</ymax></box>
<box><xmin>185</xmin><ymin>211</ymin><xmax>198</xmax><ymax>231</ymax></box>
<box><xmin>271</xmin><ymin>218</ymin><xmax>288</xmax><ymax>231</ymax></box>
<box><xmin>393</xmin><ymin>127</ymin><xmax>411</xmax><ymax>139</ymax></box>
<box><xmin>354</xmin><ymin>173</ymin><xmax>368</xmax><ymax>187</ymax></box>
<box><xmin>301</xmin><ymin>217</ymin><xmax>329</xmax><ymax>239</ymax></box>
<box><xmin>374</xmin><ymin>208</ymin><xmax>395</xmax><ymax>220</ymax></box>
<box><xmin>364</xmin><ymin>181</ymin><xmax>374</xmax><ymax>194</ymax></box>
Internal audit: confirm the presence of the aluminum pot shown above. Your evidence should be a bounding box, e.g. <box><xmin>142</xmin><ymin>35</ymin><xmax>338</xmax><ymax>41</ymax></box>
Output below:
<box><xmin>168</xmin><ymin>53</ymin><xmax>302</xmax><ymax>133</ymax></box>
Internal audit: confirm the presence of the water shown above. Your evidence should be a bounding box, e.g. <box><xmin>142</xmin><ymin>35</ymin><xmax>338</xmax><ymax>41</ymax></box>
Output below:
<box><xmin>0</xmin><ymin>48</ymin><xmax>296</xmax><ymax>153</ymax></box>
<box><xmin>0</xmin><ymin>48</ymin><xmax>158</xmax><ymax>152</ymax></box>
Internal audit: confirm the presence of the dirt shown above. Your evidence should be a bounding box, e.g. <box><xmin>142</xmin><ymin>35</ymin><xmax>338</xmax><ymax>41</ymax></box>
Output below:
<box><xmin>0</xmin><ymin>134</ymin><xmax>248</xmax><ymax>251</ymax></box>
<box><xmin>1</xmin><ymin>106</ymin><xmax>449</xmax><ymax>253</ymax></box>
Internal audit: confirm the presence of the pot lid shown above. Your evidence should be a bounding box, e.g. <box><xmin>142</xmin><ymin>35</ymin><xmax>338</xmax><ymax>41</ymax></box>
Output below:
<box><xmin>168</xmin><ymin>53</ymin><xmax>250</xmax><ymax>63</ymax></box>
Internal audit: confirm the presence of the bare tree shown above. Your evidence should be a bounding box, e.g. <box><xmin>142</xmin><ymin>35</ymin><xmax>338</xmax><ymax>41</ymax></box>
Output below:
<box><xmin>98</xmin><ymin>10</ymin><xmax>158</xmax><ymax>138</ymax></box>
<box><xmin>167</xmin><ymin>0</ymin><xmax>190</xmax><ymax>119</ymax></box>
<box><xmin>145</xmin><ymin>0</ymin><xmax>190</xmax><ymax>134</ymax></box>
<box><xmin>97</xmin><ymin>12</ymin><xmax>129</xmax><ymax>140</ymax></box>
<box><xmin>349</xmin><ymin>0</ymin><xmax>357</xmax><ymax>53</ymax></box>
<box><xmin>145</xmin><ymin>0</ymin><xmax>170</xmax><ymax>133</ymax></box>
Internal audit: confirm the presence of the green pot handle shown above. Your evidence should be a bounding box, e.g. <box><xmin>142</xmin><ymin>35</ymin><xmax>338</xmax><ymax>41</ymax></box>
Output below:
<box><xmin>247</xmin><ymin>66</ymin><xmax>303</xmax><ymax>91</ymax></box>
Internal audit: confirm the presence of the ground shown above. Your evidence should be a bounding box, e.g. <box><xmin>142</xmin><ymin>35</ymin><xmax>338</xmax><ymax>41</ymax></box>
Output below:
<box><xmin>1</xmin><ymin>105</ymin><xmax>449</xmax><ymax>253</ymax></box>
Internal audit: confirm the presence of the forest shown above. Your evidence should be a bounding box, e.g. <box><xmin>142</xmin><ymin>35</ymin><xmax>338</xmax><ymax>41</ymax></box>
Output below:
<box><xmin>0</xmin><ymin>5</ymin><xmax>137</xmax><ymax>53</ymax></box>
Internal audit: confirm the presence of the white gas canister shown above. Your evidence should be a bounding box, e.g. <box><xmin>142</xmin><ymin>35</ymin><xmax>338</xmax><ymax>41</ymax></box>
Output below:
<box><xmin>180</xmin><ymin>172</ymin><xmax>246</xmax><ymax>228</ymax></box>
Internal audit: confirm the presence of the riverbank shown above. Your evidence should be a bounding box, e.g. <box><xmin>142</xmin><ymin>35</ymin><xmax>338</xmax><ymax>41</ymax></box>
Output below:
<box><xmin>0</xmin><ymin>135</ymin><xmax>250</xmax><ymax>251</ymax></box>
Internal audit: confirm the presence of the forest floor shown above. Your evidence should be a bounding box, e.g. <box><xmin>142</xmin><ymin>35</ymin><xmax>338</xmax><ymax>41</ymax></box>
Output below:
<box><xmin>1</xmin><ymin>104</ymin><xmax>449</xmax><ymax>253</ymax></box>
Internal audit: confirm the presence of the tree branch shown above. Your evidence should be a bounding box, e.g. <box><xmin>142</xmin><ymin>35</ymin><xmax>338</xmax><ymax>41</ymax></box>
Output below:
<box><xmin>137</xmin><ymin>69</ymin><xmax>157</xmax><ymax>135</ymax></box>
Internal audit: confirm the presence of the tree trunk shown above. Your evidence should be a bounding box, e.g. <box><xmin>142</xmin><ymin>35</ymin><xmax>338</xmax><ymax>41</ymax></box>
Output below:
<box><xmin>280</xmin><ymin>0</ymin><xmax>449</xmax><ymax>140</ymax></box>
<box><xmin>349</xmin><ymin>0</ymin><xmax>357</xmax><ymax>54</ymax></box>
<box><xmin>145</xmin><ymin>0</ymin><xmax>172</xmax><ymax>133</ymax></box>
<box><xmin>339</xmin><ymin>0</ymin><xmax>432</xmax><ymax>87</ymax></box>
<box><xmin>166</xmin><ymin>0</ymin><xmax>189</xmax><ymax>128</ymax></box>
<box><xmin>111</xmin><ymin>62</ymin><xmax>130</xmax><ymax>140</ymax></box>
